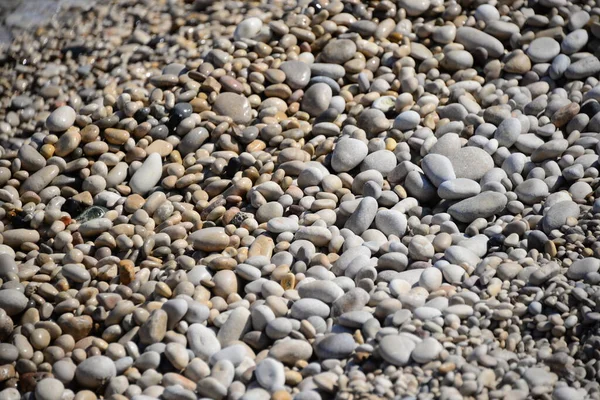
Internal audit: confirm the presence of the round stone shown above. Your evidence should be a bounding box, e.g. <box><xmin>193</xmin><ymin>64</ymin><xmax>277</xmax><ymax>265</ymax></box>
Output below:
<box><xmin>527</xmin><ymin>37</ymin><xmax>560</xmax><ymax>63</ymax></box>
<box><xmin>378</xmin><ymin>335</ymin><xmax>416</xmax><ymax>366</ymax></box>
<box><xmin>213</xmin><ymin>93</ymin><xmax>252</xmax><ymax>124</ymax></box>
<box><xmin>34</xmin><ymin>378</ymin><xmax>64</xmax><ymax>400</ymax></box>
<box><xmin>331</xmin><ymin>138</ymin><xmax>368</xmax><ymax>172</ymax></box>
<box><xmin>302</xmin><ymin>83</ymin><xmax>332</xmax><ymax>117</ymax></box>
<box><xmin>75</xmin><ymin>356</ymin><xmax>116</xmax><ymax>388</ymax></box>
<box><xmin>46</xmin><ymin>106</ymin><xmax>76</xmax><ymax>132</ymax></box>
<box><xmin>321</xmin><ymin>39</ymin><xmax>356</xmax><ymax>64</ymax></box>
<box><xmin>0</xmin><ymin>289</ymin><xmax>27</xmax><ymax>316</ymax></box>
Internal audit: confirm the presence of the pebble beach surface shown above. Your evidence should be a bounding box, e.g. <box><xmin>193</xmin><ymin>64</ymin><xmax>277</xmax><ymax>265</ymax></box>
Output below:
<box><xmin>1</xmin><ymin>0</ymin><xmax>600</xmax><ymax>399</ymax></box>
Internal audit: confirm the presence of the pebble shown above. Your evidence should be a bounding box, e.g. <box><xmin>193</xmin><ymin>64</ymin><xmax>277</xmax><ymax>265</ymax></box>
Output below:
<box><xmin>455</xmin><ymin>27</ymin><xmax>504</xmax><ymax>58</ymax></box>
<box><xmin>129</xmin><ymin>153</ymin><xmax>162</xmax><ymax>195</ymax></box>
<box><xmin>0</xmin><ymin>0</ymin><xmax>599</xmax><ymax>399</ymax></box>
<box><xmin>75</xmin><ymin>356</ymin><xmax>117</xmax><ymax>388</ymax></box>
<box><xmin>331</xmin><ymin>138</ymin><xmax>368</xmax><ymax>172</ymax></box>
<box><xmin>527</xmin><ymin>37</ymin><xmax>561</xmax><ymax>63</ymax></box>
<box><xmin>45</xmin><ymin>106</ymin><xmax>76</xmax><ymax>132</ymax></box>
<box><xmin>213</xmin><ymin>93</ymin><xmax>252</xmax><ymax>124</ymax></box>
<box><xmin>302</xmin><ymin>83</ymin><xmax>332</xmax><ymax>117</ymax></box>
<box><xmin>379</xmin><ymin>335</ymin><xmax>416</xmax><ymax>366</ymax></box>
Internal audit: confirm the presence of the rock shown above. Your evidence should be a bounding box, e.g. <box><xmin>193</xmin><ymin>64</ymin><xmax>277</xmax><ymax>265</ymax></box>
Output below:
<box><xmin>561</xmin><ymin>29</ymin><xmax>588</xmax><ymax>54</ymax></box>
<box><xmin>34</xmin><ymin>378</ymin><xmax>64</xmax><ymax>400</ymax></box>
<box><xmin>20</xmin><ymin>165</ymin><xmax>59</xmax><ymax>193</ymax></box>
<box><xmin>411</xmin><ymin>338</ymin><xmax>442</xmax><ymax>363</ymax></box>
<box><xmin>213</xmin><ymin>93</ymin><xmax>252</xmax><ymax>124</ymax></box>
<box><xmin>75</xmin><ymin>356</ymin><xmax>116</xmax><ymax>388</ymax></box>
<box><xmin>18</xmin><ymin>144</ymin><xmax>46</xmax><ymax>171</ymax></box>
<box><xmin>269</xmin><ymin>339</ymin><xmax>313</xmax><ymax>365</ymax></box>
<box><xmin>188</xmin><ymin>227</ymin><xmax>230</xmax><ymax>252</ymax></box>
<box><xmin>494</xmin><ymin>118</ymin><xmax>521</xmax><ymax>147</ymax></box>
<box><xmin>344</xmin><ymin>197</ymin><xmax>378</xmax><ymax>235</ymax></box>
<box><xmin>566</xmin><ymin>258</ymin><xmax>600</xmax><ymax>280</ymax></box>
<box><xmin>298</xmin><ymin>280</ymin><xmax>344</xmax><ymax>304</ymax></box>
<box><xmin>378</xmin><ymin>335</ymin><xmax>416</xmax><ymax>366</ymax></box>
<box><xmin>455</xmin><ymin>27</ymin><xmax>504</xmax><ymax>58</ymax></box>
<box><xmin>321</xmin><ymin>39</ymin><xmax>356</xmax><ymax>64</ymax></box>
<box><xmin>375</xmin><ymin>209</ymin><xmax>407</xmax><ymax>237</ymax></box>
<box><xmin>393</xmin><ymin>111</ymin><xmax>420</xmax><ymax>131</ymax></box>
<box><xmin>527</xmin><ymin>37</ymin><xmax>560</xmax><ymax>63</ymax></box>
<box><xmin>187</xmin><ymin>324</ymin><xmax>221</xmax><ymax>361</ymax></box>
<box><xmin>280</xmin><ymin>61</ymin><xmax>311</xmax><ymax>89</ymax></box>
<box><xmin>448</xmin><ymin>147</ymin><xmax>494</xmax><ymax>181</ymax></box>
<box><xmin>46</xmin><ymin>106</ymin><xmax>76</xmax><ymax>131</ymax></box>
<box><xmin>438</xmin><ymin>178</ymin><xmax>481</xmax><ymax>200</ymax></box>
<box><xmin>397</xmin><ymin>0</ymin><xmax>430</xmax><ymax>16</ymax></box>
<box><xmin>515</xmin><ymin>179</ymin><xmax>549</xmax><ymax>204</ymax></box>
<box><xmin>553</xmin><ymin>387</ymin><xmax>586</xmax><ymax>400</ymax></box>
<box><xmin>523</xmin><ymin>367</ymin><xmax>557</xmax><ymax>387</ymax></box>
<box><xmin>0</xmin><ymin>254</ymin><xmax>17</xmax><ymax>279</ymax></box>
<box><xmin>130</xmin><ymin>153</ymin><xmax>162</xmax><ymax>195</ymax></box>
<box><xmin>543</xmin><ymin>201</ymin><xmax>579</xmax><ymax>233</ymax></box>
<box><xmin>234</xmin><ymin>17</ymin><xmax>262</xmax><ymax>41</ymax></box>
<box><xmin>302</xmin><ymin>83</ymin><xmax>332</xmax><ymax>117</ymax></box>
<box><xmin>290</xmin><ymin>298</ymin><xmax>330</xmax><ymax>319</ymax></box>
<box><xmin>139</xmin><ymin>309</ymin><xmax>168</xmax><ymax>344</ymax></box>
<box><xmin>255</xmin><ymin>358</ymin><xmax>285</xmax><ymax>391</ymax></box>
<box><xmin>408</xmin><ymin>235</ymin><xmax>435</xmax><ymax>261</ymax></box>
<box><xmin>565</xmin><ymin>56</ymin><xmax>600</xmax><ymax>80</ymax></box>
<box><xmin>0</xmin><ymin>289</ymin><xmax>27</xmax><ymax>316</ymax></box>
<box><xmin>217</xmin><ymin>307</ymin><xmax>251</xmax><ymax>346</ymax></box>
<box><xmin>419</xmin><ymin>268</ymin><xmax>443</xmax><ymax>291</ymax></box>
<box><xmin>421</xmin><ymin>153</ymin><xmax>456</xmax><ymax>187</ymax></box>
<box><xmin>448</xmin><ymin>192</ymin><xmax>508</xmax><ymax>223</ymax></box>
<box><xmin>315</xmin><ymin>333</ymin><xmax>356</xmax><ymax>360</ymax></box>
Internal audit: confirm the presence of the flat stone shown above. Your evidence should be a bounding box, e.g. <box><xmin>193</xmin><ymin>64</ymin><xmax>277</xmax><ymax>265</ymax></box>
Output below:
<box><xmin>18</xmin><ymin>144</ymin><xmax>46</xmax><ymax>171</ymax></box>
<box><xmin>375</xmin><ymin>209</ymin><xmax>407</xmax><ymax>237</ymax></box>
<box><xmin>543</xmin><ymin>201</ymin><xmax>579</xmax><ymax>233</ymax></box>
<box><xmin>494</xmin><ymin>118</ymin><xmax>521</xmax><ymax>147</ymax></box>
<box><xmin>139</xmin><ymin>309</ymin><xmax>168</xmax><ymax>345</ymax></box>
<box><xmin>527</xmin><ymin>37</ymin><xmax>560</xmax><ymax>63</ymax></box>
<box><xmin>448</xmin><ymin>192</ymin><xmax>508</xmax><ymax>223</ymax></box>
<box><xmin>255</xmin><ymin>358</ymin><xmax>285</xmax><ymax>391</ymax></box>
<box><xmin>438</xmin><ymin>178</ymin><xmax>481</xmax><ymax>200</ymax></box>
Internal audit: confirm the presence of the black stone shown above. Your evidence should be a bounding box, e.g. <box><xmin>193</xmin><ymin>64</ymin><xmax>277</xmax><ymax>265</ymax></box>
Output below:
<box><xmin>580</xmin><ymin>100</ymin><xmax>600</xmax><ymax>118</ymax></box>
<box><xmin>224</xmin><ymin>157</ymin><xmax>242</xmax><ymax>178</ymax></box>
<box><xmin>134</xmin><ymin>107</ymin><xmax>151</xmax><ymax>123</ymax></box>
<box><xmin>61</xmin><ymin>198</ymin><xmax>87</xmax><ymax>218</ymax></box>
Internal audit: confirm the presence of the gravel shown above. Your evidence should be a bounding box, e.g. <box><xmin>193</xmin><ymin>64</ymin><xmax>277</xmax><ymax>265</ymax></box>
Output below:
<box><xmin>0</xmin><ymin>0</ymin><xmax>600</xmax><ymax>399</ymax></box>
